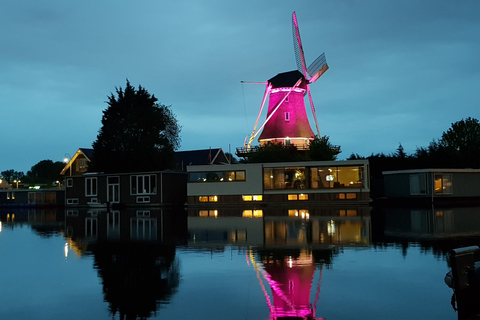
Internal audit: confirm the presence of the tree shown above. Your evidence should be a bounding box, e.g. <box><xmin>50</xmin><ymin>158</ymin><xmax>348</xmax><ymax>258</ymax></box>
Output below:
<box><xmin>91</xmin><ymin>80</ymin><xmax>181</xmax><ymax>173</ymax></box>
<box><xmin>308</xmin><ymin>135</ymin><xmax>340</xmax><ymax>161</ymax></box>
<box><xmin>1</xmin><ymin>169</ymin><xmax>25</xmax><ymax>184</ymax></box>
<box><xmin>437</xmin><ymin>117</ymin><xmax>480</xmax><ymax>167</ymax></box>
<box><xmin>26</xmin><ymin>160</ymin><xmax>64</xmax><ymax>186</ymax></box>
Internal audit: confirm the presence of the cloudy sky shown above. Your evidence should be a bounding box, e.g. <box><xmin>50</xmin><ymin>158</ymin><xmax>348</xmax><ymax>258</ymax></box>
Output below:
<box><xmin>1</xmin><ymin>0</ymin><xmax>479</xmax><ymax>172</ymax></box>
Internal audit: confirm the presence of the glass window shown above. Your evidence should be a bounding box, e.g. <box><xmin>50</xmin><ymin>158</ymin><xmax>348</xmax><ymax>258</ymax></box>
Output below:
<box><xmin>85</xmin><ymin>177</ymin><xmax>97</xmax><ymax>196</ymax></box>
<box><xmin>435</xmin><ymin>174</ymin><xmax>452</xmax><ymax>194</ymax></box>
<box><xmin>199</xmin><ymin>196</ymin><xmax>208</xmax><ymax>202</ymax></box>
<box><xmin>310</xmin><ymin>166</ymin><xmax>364</xmax><ymax>189</ymax></box>
<box><xmin>208</xmin><ymin>195</ymin><xmax>218</xmax><ymax>202</ymax></box>
<box><xmin>235</xmin><ymin>171</ymin><xmax>246</xmax><ymax>181</ymax></box>
<box><xmin>242</xmin><ymin>195</ymin><xmax>253</xmax><ymax>201</ymax></box>
<box><xmin>189</xmin><ymin>172</ymin><xmax>207</xmax><ymax>182</ymax></box>
<box><xmin>131</xmin><ymin>175</ymin><xmax>156</xmax><ymax>195</ymax></box>
<box><xmin>288</xmin><ymin>194</ymin><xmax>298</xmax><ymax>200</ymax></box>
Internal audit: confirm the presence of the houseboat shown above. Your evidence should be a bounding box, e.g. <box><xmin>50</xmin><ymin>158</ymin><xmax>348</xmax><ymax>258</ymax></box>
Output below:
<box><xmin>383</xmin><ymin>168</ymin><xmax>480</xmax><ymax>206</ymax></box>
<box><xmin>186</xmin><ymin>159</ymin><xmax>370</xmax><ymax>206</ymax></box>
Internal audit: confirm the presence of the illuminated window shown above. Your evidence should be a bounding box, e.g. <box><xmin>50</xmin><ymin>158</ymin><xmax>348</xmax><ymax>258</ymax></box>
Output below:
<box><xmin>236</xmin><ymin>171</ymin><xmax>246</xmax><ymax>181</ymax></box>
<box><xmin>242</xmin><ymin>210</ymin><xmax>263</xmax><ymax>218</ymax></box>
<box><xmin>298</xmin><ymin>194</ymin><xmax>308</xmax><ymax>200</ymax></box>
<box><xmin>288</xmin><ymin>209</ymin><xmax>310</xmax><ymax>219</ymax></box>
<box><xmin>199</xmin><ymin>196</ymin><xmax>208</xmax><ymax>202</ymax></box>
<box><xmin>242</xmin><ymin>195</ymin><xmax>253</xmax><ymax>201</ymax></box>
<box><xmin>346</xmin><ymin>193</ymin><xmax>356</xmax><ymax>199</ymax></box>
<box><xmin>242</xmin><ymin>195</ymin><xmax>262</xmax><ymax>201</ymax></box>
<box><xmin>199</xmin><ymin>210</ymin><xmax>218</xmax><ymax>217</ymax></box>
<box><xmin>435</xmin><ymin>174</ymin><xmax>452</xmax><ymax>194</ymax></box>
<box><xmin>208</xmin><ymin>195</ymin><xmax>218</xmax><ymax>202</ymax></box>
<box><xmin>288</xmin><ymin>194</ymin><xmax>298</xmax><ymax>200</ymax></box>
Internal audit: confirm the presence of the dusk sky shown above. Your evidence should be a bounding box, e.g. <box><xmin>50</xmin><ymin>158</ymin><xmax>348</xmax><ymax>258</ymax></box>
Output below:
<box><xmin>1</xmin><ymin>0</ymin><xmax>479</xmax><ymax>173</ymax></box>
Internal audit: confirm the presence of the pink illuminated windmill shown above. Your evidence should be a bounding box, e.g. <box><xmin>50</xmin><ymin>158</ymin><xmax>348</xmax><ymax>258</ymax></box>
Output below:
<box><xmin>245</xmin><ymin>12</ymin><xmax>328</xmax><ymax>150</ymax></box>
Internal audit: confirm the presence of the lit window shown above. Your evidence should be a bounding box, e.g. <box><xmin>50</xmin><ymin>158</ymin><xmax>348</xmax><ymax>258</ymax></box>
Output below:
<box><xmin>242</xmin><ymin>195</ymin><xmax>253</xmax><ymax>201</ymax></box>
<box><xmin>253</xmin><ymin>195</ymin><xmax>263</xmax><ymax>201</ymax></box>
<box><xmin>198</xmin><ymin>210</ymin><xmax>217</xmax><ymax>217</ymax></box>
<box><xmin>435</xmin><ymin>174</ymin><xmax>453</xmax><ymax>194</ymax></box>
<box><xmin>346</xmin><ymin>193</ymin><xmax>356</xmax><ymax>199</ymax></box>
<box><xmin>209</xmin><ymin>195</ymin><xmax>218</xmax><ymax>202</ymax></box>
<box><xmin>288</xmin><ymin>194</ymin><xmax>298</xmax><ymax>200</ymax></box>
<box><xmin>242</xmin><ymin>210</ymin><xmax>263</xmax><ymax>218</ymax></box>
<box><xmin>298</xmin><ymin>194</ymin><xmax>308</xmax><ymax>200</ymax></box>
<box><xmin>199</xmin><ymin>196</ymin><xmax>208</xmax><ymax>202</ymax></box>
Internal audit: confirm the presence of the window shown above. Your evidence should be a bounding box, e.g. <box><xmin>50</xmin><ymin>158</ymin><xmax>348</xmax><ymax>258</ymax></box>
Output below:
<box><xmin>242</xmin><ymin>195</ymin><xmax>263</xmax><ymax>201</ymax></box>
<box><xmin>435</xmin><ymin>174</ymin><xmax>452</xmax><ymax>194</ymax></box>
<box><xmin>199</xmin><ymin>210</ymin><xmax>218</xmax><ymax>217</ymax></box>
<box><xmin>242</xmin><ymin>210</ymin><xmax>263</xmax><ymax>218</ymax></box>
<box><xmin>67</xmin><ymin>198</ymin><xmax>79</xmax><ymax>204</ymax></box>
<box><xmin>198</xmin><ymin>196</ymin><xmax>218</xmax><ymax>202</ymax></box>
<box><xmin>336</xmin><ymin>193</ymin><xmax>357</xmax><ymax>200</ymax></box>
<box><xmin>188</xmin><ymin>170</ymin><xmax>246</xmax><ymax>182</ymax></box>
<box><xmin>410</xmin><ymin>174</ymin><xmax>426</xmax><ymax>195</ymax></box>
<box><xmin>285</xmin><ymin>112</ymin><xmax>290</xmax><ymax>121</ymax></box>
<box><xmin>131</xmin><ymin>175</ymin><xmax>156</xmax><ymax>195</ymax></box>
<box><xmin>263</xmin><ymin>167</ymin><xmax>306</xmax><ymax>190</ymax></box>
<box><xmin>310</xmin><ymin>166</ymin><xmax>364</xmax><ymax>189</ymax></box>
<box><xmin>67</xmin><ymin>178</ymin><xmax>73</xmax><ymax>187</ymax></box>
<box><xmin>85</xmin><ymin>177</ymin><xmax>97</xmax><ymax>196</ymax></box>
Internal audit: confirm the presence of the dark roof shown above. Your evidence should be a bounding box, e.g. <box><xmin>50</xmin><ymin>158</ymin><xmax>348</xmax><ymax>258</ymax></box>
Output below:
<box><xmin>79</xmin><ymin>148</ymin><xmax>94</xmax><ymax>160</ymax></box>
<box><xmin>174</xmin><ymin>148</ymin><xmax>230</xmax><ymax>171</ymax></box>
<box><xmin>268</xmin><ymin>70</ymin><xmax>307</xmax><ymax>89</ymax></box>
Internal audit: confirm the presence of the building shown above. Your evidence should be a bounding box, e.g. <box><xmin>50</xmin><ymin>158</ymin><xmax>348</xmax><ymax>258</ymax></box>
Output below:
<box><xmin>65</xmin><ymin>171</ymin><xmax>187</xmax><ymax>208</ymax></box>
<box><xmin>187</xmin><ymin>159</ymin><xmax>370</xmax><ymax>205</ymax></box>
<box><xmin>383</xmin><ymin>168</ymin><xmax>480</xmax><ymax>205</ymax></box>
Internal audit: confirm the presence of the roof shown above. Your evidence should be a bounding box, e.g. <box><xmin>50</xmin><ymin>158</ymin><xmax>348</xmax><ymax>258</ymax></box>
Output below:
<box><xmin>383</xmin><ymin>168</ymin><xmax>480</xmax><ymax>175</ymax></box>
<box><xmin>268</xmin><ymin>70</ymin><xmax>307</xmax><ymax>89</ymax></box>
<box><xmin>60</xmin><ymin>148</ymin><xmax>94</xmax><ymax>175</ymax></box>
<box><xmin>174</xmin><ymin>148</ymin><xmax>230</xmax><ymax>171</ymax></box>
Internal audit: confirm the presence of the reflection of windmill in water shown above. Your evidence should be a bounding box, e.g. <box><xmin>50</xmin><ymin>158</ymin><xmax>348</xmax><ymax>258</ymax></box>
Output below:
<box><xmin>248</xmin><ymin>248</ymin><xmax>331</xmax><ymax>320</ymax></box>
<box><xmin>239</xmin><ymin>12</ymin><xmax>335</xmax><ymax>155</ymax></box>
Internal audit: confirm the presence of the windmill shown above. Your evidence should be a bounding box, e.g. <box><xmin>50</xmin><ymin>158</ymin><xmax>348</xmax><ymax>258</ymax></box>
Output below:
<box><xmin>244</xmin><ymin>12</ymin><xmax>328</xmax><ymax>150</ymax></box>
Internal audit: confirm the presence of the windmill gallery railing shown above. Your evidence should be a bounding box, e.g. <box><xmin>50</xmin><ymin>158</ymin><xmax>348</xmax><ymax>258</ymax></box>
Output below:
<box><xmin>235</xmin><ymin>144</ymin><xmax>341</xmax><ymax>158</ymax></box>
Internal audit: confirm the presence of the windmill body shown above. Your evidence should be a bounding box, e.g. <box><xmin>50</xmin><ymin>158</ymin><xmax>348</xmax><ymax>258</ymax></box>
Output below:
<box><xmin>258</xmin><ymin>70</ymin><xmax>315</xmax><ymax>148</ymax></box>
<box><xmin>245</xmin><ymin>12</ymin><xmax>328</xmax><ymax>151</ymax></box>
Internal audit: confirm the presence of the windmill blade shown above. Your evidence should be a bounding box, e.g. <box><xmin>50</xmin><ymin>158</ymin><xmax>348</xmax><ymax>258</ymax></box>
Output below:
<box><xmin>247</xmin><ymin>83</ymin><xmax>272</xmax><ymax>148</ymax></box>
<box><xmin>292</xmin><ymin>12</ymin><xmax>308</xmax><ymax>78</ymax></box>
<box><xmin>306</xmin><ymin>84</ymin><xmax>321</xmax><ymax>138</ymax></box>
<box><xmin>307</xmin><ymin>53</ymin><xmax>329</xmax><ymax>83</ymax></box>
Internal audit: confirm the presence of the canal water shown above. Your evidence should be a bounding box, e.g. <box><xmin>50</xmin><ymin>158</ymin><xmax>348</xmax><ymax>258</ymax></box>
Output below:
<box><xmin>1</xmin><ymin>205</ymin><xmax>479</xmax><ymax>320</ymax></box>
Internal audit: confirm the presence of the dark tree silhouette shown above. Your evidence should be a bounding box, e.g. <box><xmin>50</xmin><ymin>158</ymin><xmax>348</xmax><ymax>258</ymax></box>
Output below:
<box><xmin>26</xmin><ymin>160</ymin><xmax>64</xmax><ymax>186</ymax></box>
<box><xmin>92</xmin><ymin>80</ymin><xmax>181</xmax><ymax>173</ymax></box>
<box><xmin>308</xmin><ymin>135</ymin><xmax>340</xmax><ymax>161</ymax></box>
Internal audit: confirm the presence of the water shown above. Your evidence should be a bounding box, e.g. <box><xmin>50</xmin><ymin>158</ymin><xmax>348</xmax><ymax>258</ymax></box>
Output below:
<box><xmin>1</xmin><ymin>206</ymin><xmax>478</xmax><ymax>320</ymax></box>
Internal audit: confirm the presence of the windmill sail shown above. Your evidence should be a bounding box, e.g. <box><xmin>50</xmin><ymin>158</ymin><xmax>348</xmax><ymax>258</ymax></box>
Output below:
<box><xmin>307</xmin><ymin>52</ymin><xmax>328</xmax><ymax>83</ymax></box>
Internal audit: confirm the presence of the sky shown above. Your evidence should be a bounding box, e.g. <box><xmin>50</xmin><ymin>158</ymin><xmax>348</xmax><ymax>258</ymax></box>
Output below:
<box><xmin>1</xmin><ymin>0</ymin><xmax>480</xmax><ymax>173</ymax></box>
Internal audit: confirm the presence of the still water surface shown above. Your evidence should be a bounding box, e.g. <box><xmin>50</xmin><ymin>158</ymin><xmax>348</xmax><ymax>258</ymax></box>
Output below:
<box><xmin>1</xmin><ymin>206</ymin><xmax>479</xmax><ymax>320</ymax></box>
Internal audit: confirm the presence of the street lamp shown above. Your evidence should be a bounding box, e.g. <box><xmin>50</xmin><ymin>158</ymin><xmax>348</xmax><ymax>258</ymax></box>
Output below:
<box><xmin>13</xmin><ymin>180</ymin><xmax>20</xmax><ymax>189</ymax></box>
<box><xmin>64</xmin><ymin>153</ymin><xmax>72</xmax><ymax>176</ymax></box>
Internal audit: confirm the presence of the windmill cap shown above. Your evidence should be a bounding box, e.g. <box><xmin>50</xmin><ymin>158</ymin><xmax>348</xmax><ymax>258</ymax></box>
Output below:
<box><xmin>268</xmin><ymin>70</ymin><xmax>307</xmax><ymax>89</ymax></box>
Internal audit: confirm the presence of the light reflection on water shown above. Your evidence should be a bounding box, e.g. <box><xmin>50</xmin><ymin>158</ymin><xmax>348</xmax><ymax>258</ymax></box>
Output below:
<box><xmin>1</xmin><ymin>205</ymin><xmax>479</xmax><ymax>320</ymax></box>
